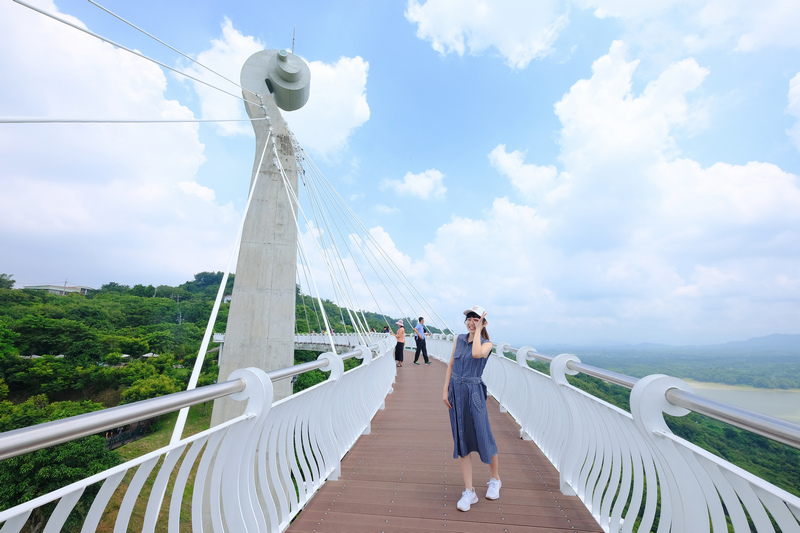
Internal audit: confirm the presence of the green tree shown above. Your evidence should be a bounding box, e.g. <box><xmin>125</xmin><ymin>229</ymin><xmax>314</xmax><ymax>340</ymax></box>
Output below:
<box><xmin>120</xmin><ymin>374</ymin><xmax>180</xmax><ymax>404</ymax></box>
<box><xmin>0</xmin><ymin>319</ymin><xmax>19</xmax><ymax>357</ymax></box>
<box><xmin>99</xmin><ymin>282</ymin><xmax>130</xmax><ymax>293</ymax></box>
<box><xmin>129</xmin><ymin>284</ymin><xmax>156</xmax><ymax>297</ymax></box>
<box><xmin>102</xmin><ymin>352</ymin><xmax>124</xmax><ymax>366</ymax></box>
<box><xmin>0</xmin><ymin>274</ymin><xmax>15</xmax><ymax>290</ymax></box>
<box><xmin>12</xmin><ymin>315</ymin><xmax>101</xmax><ymax>362</ymax></box>
<box><xmin>98</xmin><ymin>333</ymin><xmax>149</xmax><ymax>357</ymax></box>
<box><xmin>0</xmin><ymin>437</ymin><xmax>120</xmax><ymax>531</ymax></box>
<box><xmin>183</xmin><ymin>271</ymin><xmax>224</xmax><ymax>292</ymax></box>
<box><xmin>118</xmin><ymin>359</ymin><xmax>158</xmax><ymax>386</ymax></box>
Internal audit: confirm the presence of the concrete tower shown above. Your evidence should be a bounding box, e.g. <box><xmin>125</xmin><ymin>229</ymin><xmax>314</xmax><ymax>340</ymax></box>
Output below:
<box><xmin>211</xmin><ymin>49</ymin><xmax>311</xmax><ymax>426</ymax></box>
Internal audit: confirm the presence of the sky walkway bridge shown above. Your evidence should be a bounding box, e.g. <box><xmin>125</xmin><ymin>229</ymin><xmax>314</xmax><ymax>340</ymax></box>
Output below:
<box><xmin>2</xmin><ymin>15</ymin><xmax>800</xmax><ymax>532</ymax></box>
<box><xmin>285</xmin><ymin>352</ymin><xmax>602</xmax><ymax>533</ymax></box>
<box><xmin>1</xmin><ymin>335</ymin><xmax>799</xmax><ymax>532</ymax></box>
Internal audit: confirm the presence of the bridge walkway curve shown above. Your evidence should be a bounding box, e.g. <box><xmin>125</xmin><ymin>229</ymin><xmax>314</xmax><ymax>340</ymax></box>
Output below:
<box><xmin>287</xmin><ymin>357</ymin><xmax>603</xmax><ymax>532</ymax></box>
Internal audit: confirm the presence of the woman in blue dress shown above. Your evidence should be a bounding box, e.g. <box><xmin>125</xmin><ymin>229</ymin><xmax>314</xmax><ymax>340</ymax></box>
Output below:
<box><xmin>442</xmin><ymin>305</ymin><xmax>501</xmax><ymax>512</ymax></box>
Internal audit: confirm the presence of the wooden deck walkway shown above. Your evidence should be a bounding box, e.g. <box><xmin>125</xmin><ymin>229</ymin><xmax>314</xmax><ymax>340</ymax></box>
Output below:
<box><xmin>287</xmin><ymin>357</ymin><xmax>603</xmax><ymax>533</ymax></box>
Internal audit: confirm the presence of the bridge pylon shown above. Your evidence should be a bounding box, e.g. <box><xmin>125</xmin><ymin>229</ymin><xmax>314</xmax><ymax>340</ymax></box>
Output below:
<box><xmin>211</xmin><ymin>49</ymin><xmax>311</xmax><ymax>426</ymax></box>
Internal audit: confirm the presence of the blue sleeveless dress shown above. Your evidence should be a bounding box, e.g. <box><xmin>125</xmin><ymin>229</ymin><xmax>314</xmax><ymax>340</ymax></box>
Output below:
<box><xmin>447</xmin><ymin>333</ymin><xmax>497</xmax><ymax>463</ymax></box>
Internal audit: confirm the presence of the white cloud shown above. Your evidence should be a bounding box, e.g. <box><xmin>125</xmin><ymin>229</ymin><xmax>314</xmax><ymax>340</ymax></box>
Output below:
<box><xmin>415</xmin><ymin>197</ymin><xmax>554</xmax><ymax>333</ymax></box>
<box><xmin>789</xmin><ymin>73</ymin><xmax>800</xmax><ymax>151</ymax></box>
<box><xmin>296</xmin><ymin>224</ymin><xmax>428</xmax><ymax>319</ymax></box>
<box><xmin>381</xmin><ymin>169</ymin><xmax>447</xmax><ymax>200</ymax></box>
<box><xmin>407</xmin><ymin>0</ymin><xmax>800</xmax><ymax>75</ymax></box>
<box><xmin>0</xmin><ymin>1</ymin><xmax>238</xmax><ymax>288</ymax></box>
<box><xmin>413</xmin><ymin>41</ymin><xmax>800</xmax><ymax>344</ymax></box>
<box><xmin>287</xmin><ymin>56</ymin><xmax>371</xmax><ymax>157</ymax></box>
<box><xmin>555</xmin><ymin>41</ymin><xmax>708</xmax><ymax>173</ymax></box>
<box><xmin>184</xmin><ymin>21</ymin><xmax>370</xmax><ymax>157</ymax></box>
<box><xmin>700</xmin><ymin>0</ymin><xmax>800</xmax><ymax>51</ymax></box>
<box><xmin>653</xmin><ymin>159</ymin><xmax>800</xmax><ymax>232</ymax></box>
<box><xmin>405</xmin><ymin>0</ymin><xmax>569</xmax><ymax>68</ymax></box>
<box><xmin>374</xmin><ymin>204</ymin><xmax>400</xmax><ymax>214</ymax></box>
<box><xmin>542</xmin><ymin>41</ymin><xmax>710</xmax><ymax>252</ymax></box>
<box><xmin>580</xmin><ymin>0</ymin><xmax>800</xmax><ymax>54</ymax></box>
<box><xmin>672</xmin><ymin>265</ymin><xmax>741</xmax><ymax>298</ymax></box>
<box><xmin>179</xmin><ymin>181</ymin><xmax>216</xmax><ymax>202</ymax></box>
<box><xmin>183</xmin><ymin>18</ymin><xmax>263</xmax><ymax>136</ymax></box>
<box><xmin>489</xmin><ymin>144</ymin><xmax>563</xmax><ymax>203</ymax></box>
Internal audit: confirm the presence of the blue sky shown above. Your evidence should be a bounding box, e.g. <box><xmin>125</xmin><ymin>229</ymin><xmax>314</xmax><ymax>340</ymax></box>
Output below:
<box><xmin>2</xmin><ymin>0</ymin><xmax>800</xmax><ymax>346</ymax></box>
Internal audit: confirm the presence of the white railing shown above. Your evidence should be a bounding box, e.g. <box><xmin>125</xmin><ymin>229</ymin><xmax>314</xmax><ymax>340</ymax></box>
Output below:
<box><xmin>458</xmin><ymin>340</ymin><xmax>800</xmax><ymax>533</ymax></box>
<box><xmin>293</xmin><ymin>332</ymin><xmax>390</xmax><ymax>348</ymax></box>
<box><xmin>5</xmin><ymin>332</ymin><xmax>798</xmax><ymax>532</ymax></box>
<box><xmin>0</xmin><ymin>337</ymin><xmax>396</xmax><ymax>532</ymax></box>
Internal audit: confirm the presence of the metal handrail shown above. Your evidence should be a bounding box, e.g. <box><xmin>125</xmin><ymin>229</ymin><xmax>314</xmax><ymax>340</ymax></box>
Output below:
<box><xmin>0</xmin><ymin>380</ymin><xmax>245</xmax><ymax>460</ymax></box>
<box><xmin>665</xmin><ymin>387</ymin><xmax>800</xmax><ymax>449</ymax></box>
<box><xmin>267</xmin><ymin>344</ymin><xmax>374</xmax><ymax>381</ymax></box>
<box><xmin>567</xmin><ymin>361</ymin><xmax>639</xmax><ymax>389</ymax></box>
<box><xmin>500</xmin><ymin>344</ymin><xmax>800</xmax><ymax>450</ymax></box>
<box><xmin>0</xmin><ymin>343</ymin><xmax>377</xmax><ymax>461</ymax></box>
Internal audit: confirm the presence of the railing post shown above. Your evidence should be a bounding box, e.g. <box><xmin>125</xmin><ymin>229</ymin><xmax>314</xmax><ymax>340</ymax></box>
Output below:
<box><xmin>317</xmin><ymin>351</ymin><xmax>344</xmax><ymax>481</ymax></box>
<box><xmin>515</xmin><ymin>346</ymin><xmax>537</xmax><ymax>440</ymax></box>
<box><xmin>214</xmin><ymin>367</ymin><xmax>274</xmax><ymax>532</ymax></box>
<box><xmin>355</xmin><ymin>344</ymin><xmax>373</xmax><ymax>435</ymax></box>
<box><xmin>493</xmin><ymin>343</ymin><xmax>509</xmax><ymax>413</ymax></box>
<box><xmin>630</xmin><ymin>374</ymin><xmax>705</xmax><ymax>532</ymax></box>
<box><xmin>550</xmin><ymin>353</ymin><xmax>580</xmax><ymax>497</ymax></box>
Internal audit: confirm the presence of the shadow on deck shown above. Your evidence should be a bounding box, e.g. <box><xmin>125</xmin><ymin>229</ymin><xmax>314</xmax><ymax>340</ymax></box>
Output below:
<box><xmin>287</xmin><ymin>358</ymin><xmax>603</xmax><ymax>532</ymax></box>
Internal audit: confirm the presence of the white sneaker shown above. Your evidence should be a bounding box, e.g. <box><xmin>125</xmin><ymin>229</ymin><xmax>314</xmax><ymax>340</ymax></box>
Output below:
<box><xmin>486</xmin><ymin>478</ymin><xmax>501</xmax><ymax>500</ymax></box>
<box><xmin>457</xmin><ymin>488</ymin><xmax>478</xmax><ymax>511</ymax></box>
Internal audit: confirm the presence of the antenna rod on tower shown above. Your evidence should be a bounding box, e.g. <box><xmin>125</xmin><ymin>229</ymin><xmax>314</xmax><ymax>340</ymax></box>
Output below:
<box><xmin>292</xmin><ymin>26</ymin><xmax>295</xmax><ymax>54</ymax></box>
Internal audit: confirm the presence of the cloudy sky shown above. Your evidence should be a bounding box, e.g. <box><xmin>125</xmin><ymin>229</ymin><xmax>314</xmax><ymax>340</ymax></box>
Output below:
<box><xmin>2</xmin><ymin>0</ymin><xmax>799</xmax><ymax>346</ymax></box>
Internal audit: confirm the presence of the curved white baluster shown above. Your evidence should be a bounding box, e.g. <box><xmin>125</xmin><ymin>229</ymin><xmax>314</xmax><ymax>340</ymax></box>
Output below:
<box><xmin>631</xmin><ymin>375</ymin><xmax>705</xmax><ymax>532</ymax></box>
<box><xmin>114</xmin><ymin>456</ymin><xmax>159</xmax><ymax>533</ymax></box>
<box><xmin>142</xmin><ymin>444</ymin><xmax>186</xmax><ymax>532</ymax></box>
<box><xmin>42</xmin><ymin>487</ymin><xmax>84</xmax><ymax>533</ymax></box>
<box><xmin>0</xmin><ymin>509</ymin><xmax>30</xmax><ymax>533</ymax></box>
<box><xmin>192</xmin><ymin>430</ymin><xmax>225</xmax><ymax>533</ymax></box>
<box><xmin>168</xmin><ymin>436</ymin><xmax>208</xmax><ymax>532</ymax></box>
<box><xmin>82</xmin><ymin>470</ymin><xmax>126</xmax><ymax>533</ymax></box>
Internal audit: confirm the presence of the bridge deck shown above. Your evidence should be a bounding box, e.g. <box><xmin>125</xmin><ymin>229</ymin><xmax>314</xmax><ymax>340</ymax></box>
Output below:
<box><xmin>287</xmin><ymin>358</ymin><xmax>603</xmax><ymax>532</ymax></box>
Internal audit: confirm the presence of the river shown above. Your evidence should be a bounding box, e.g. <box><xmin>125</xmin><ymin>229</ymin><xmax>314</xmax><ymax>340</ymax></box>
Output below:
<box><xmin>684</xmin><ymin>379</ymin><xmax>800</xmax><ymax>424</ymax></box>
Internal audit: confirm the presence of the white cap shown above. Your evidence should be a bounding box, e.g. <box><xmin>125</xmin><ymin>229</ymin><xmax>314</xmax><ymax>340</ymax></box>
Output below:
<box><xmin>463</xmin><ymin>305</ymin><xmax>487</xmax><ymax>317</ymax></box>
<box><xmin>395</xmin><ymin>320</ymin><xmax>404</xmax><ymax>326</ymax></box>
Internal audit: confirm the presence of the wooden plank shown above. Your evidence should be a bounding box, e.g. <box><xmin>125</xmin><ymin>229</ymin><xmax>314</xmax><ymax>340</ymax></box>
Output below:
<box><xmin>287</xmin><ymin>359</ymin><xmax>603</xmax><ymax>532</ymax></box>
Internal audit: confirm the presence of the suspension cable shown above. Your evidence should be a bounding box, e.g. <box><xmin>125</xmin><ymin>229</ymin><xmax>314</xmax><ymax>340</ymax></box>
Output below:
<box><xmin>301</xmin><ymin>149</ymin><xmax>452</xmax><ymax>334</ymax></box>
<box><xmin>302</xmin><ymin>151</ymin><xmax>444</xmax><ymax>333</ymax></box>
<box><xmin>301</xmin><ymin>155</ymin><xmax>384</xmax><ymax>339</ymax></box>
<box><xmin>87</xmin><ymin>0</ymin><xmax>246</xmax><ymax>92</ymax></box>
<box><xmin>0</xmin><ymin>117</ymin><xmax>268</xmax><ymax>124</ymax></box>
<box><xmin>300</xmin><ymin>156</ymin><xmax>372</xmax><ymax>340</ymax></box>
<box><xmin>12</xmin><ymin>0</ymin><xmax>263</xmax><ymax>109</ymax></box>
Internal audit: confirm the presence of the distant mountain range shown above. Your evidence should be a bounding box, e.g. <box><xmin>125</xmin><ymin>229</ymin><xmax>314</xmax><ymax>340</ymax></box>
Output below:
<box><xmin>539</xmin><ymin>334</ymin><xmax>800</xmax><ymax>357</ymax></box>
<box><xmin>719</xmin><ymin>334</ymin><xmax>800</xmax><ymax>350</ymax></box>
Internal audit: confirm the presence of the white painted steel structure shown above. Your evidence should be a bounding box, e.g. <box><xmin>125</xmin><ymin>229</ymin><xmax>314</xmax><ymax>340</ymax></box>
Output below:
<box><xmin>424</xmin><ymin>335</ymin><xmax>800</xmax><ymax>533</ymax></box>
<box><xmin>2</xmin><ymin>334</ymin><xmax>800</xmax><ymax>532</ymax></box>
<box><xmin>0</xmin><ymin>336</ymin><xmax>395</xmax><ymax>532</ymax></box>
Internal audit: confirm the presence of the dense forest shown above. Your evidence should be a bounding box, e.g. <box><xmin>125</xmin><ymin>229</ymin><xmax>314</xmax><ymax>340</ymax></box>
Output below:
<box><xmin>0</xmin><ymin>271</ymin><xmax>419</xmax><ymax>402</ymax></box>
<box><xmin>0</xmin><ymin>271</ymin><xmax>419</xmax><ymax>518</ymax></box>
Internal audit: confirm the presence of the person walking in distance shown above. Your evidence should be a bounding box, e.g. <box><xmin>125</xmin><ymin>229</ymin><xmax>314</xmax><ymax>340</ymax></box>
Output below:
<box><xmin>413</xmin><ymin>317</ymin><xmax>431</xmax><ymax>365</ymax></box>
<box><xmin>394</xmin><ymin>320</ymin><xmax>405</xmax><ymax>367</ymax></box>
<box><xmin>442</xmin><ymin>305</ymin><xmax>501</xmax><ymax>511</ymax></box>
